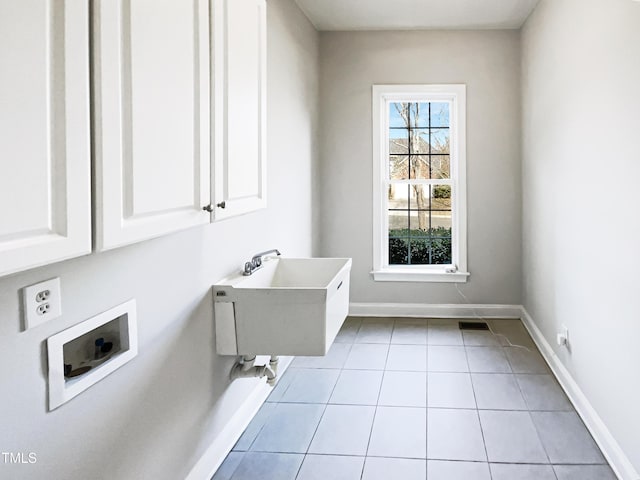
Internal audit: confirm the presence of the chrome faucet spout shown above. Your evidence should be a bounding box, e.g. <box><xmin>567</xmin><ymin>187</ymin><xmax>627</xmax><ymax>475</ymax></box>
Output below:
<box><xmin>251</xmin><ymin>249</ymin><xmax>281</xmax><ymax>265</ymax></box>
<box><xmin>243</xmin><ymin>249</ymin><xmax>281</xmax><ymax>276</ymax></box>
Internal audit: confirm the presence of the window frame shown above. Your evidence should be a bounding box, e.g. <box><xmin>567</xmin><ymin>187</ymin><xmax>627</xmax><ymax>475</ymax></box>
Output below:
<box><xmin>372</xmin><ymin>84</ymin><xmax>469</xmax><ymax>283</ymax></box>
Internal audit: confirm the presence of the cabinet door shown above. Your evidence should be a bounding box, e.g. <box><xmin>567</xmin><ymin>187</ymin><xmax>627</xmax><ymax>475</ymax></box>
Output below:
<box><xmin>212</xmin><ymin>0</ymin><xmax>267</xmax><ymax>220</ymax></box>
<box><xmin>0</xmin><ymin>0</ymin><xmax>92</xmax><ymax>277</ymax></box>
<box><xmin>93</xmin><ymin>0</ymin><xmax>211</xmax><ymax>251</ymax></box>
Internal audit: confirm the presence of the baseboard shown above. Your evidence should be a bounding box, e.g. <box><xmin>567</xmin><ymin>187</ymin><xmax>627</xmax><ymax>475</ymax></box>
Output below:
<box><xmin>520</xmin><ymin>308</ymin><xmax>639</xmax><ymax>480</ymax></box>
<box><xmin>349</xmin><ymin>302</ymin><xmax>523</xmax><ymax>319</ymax></box>
<box><xmin>184</xmin><ymin>356</ymin><xmax>292</xmax><ymax>480</ymax></box>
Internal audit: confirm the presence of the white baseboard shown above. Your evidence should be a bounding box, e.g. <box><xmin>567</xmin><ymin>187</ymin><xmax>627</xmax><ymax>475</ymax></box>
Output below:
<box><xmin>520</xmin><ymin>308</ymin><xmax>639</xmax><ymax>480</ymax></box>
<box><xmin>185</xmin><ymin>357</ymin><xmax>292</xmax><ymax>480</ymax></box>
<box><xmin>349</xmin><ymin>302</ymin><xmax>523</xmax><ymax>319</ymax></box>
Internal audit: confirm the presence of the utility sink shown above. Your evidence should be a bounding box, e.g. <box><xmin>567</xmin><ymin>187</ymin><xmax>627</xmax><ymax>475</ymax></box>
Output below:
<box><xmin>213</xmin><ymin>257</ymin><xmax>352</xmax><ymax>356</ymax></box>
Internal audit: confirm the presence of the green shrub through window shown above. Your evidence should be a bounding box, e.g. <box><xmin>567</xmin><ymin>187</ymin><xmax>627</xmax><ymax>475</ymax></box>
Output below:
<box><xmin>389</xmin><ymin>227</ymin><xmax>452</xmax><ymax>265</ymax></box>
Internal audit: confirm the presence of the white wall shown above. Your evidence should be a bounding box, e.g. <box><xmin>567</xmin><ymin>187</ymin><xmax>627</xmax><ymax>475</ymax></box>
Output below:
<box><xmin>522</xmin><ymin>0</ymin><xmax>640</xmax><ymax>475</ymax></box>
<box><xmin>319</xmin><ymin>30</ymin><xmax>522</xmax><ymax>305</ymax></box>
<box><xmin>0</xmin><ymin>0</ymin><xmax>318</xmax><ymax>478</ymax></box>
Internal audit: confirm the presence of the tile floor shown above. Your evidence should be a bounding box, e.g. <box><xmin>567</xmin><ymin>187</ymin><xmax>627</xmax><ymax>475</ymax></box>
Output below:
<box><xmin>213</xmin><ymin>318</ymin><xmax>616</xmax><ymax>480</ymax></box>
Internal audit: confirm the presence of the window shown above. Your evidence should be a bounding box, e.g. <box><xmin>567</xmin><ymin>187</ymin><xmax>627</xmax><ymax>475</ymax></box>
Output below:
<box><xmin>372</xmin><ymin>85</ymin><xmax>468</xmax><ymax>282</ymax></box>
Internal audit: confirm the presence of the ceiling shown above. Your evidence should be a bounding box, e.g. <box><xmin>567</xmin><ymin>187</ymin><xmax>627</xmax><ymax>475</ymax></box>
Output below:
<box><xmin>294</xmin><ymin>0</ymin><xmax>541</xmax><ymax>31</ymax></box>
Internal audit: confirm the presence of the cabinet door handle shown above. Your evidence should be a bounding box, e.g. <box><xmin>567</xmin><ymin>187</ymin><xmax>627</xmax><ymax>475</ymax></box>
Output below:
<box><xmin>203</xmin><ymin>201</ymin><xmax>226</xmax><ymax>212</ymax></box>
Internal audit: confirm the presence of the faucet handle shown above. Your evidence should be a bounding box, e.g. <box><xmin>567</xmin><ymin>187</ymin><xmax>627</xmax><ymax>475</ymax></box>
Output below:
<box><xmin>244</xmin><ymin>249</ymin><xmax>280</xmax><ymax>276</ymax></box>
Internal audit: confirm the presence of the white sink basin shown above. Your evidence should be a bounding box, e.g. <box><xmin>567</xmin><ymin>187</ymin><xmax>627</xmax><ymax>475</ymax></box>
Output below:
<box><xmin>213</xmin><ymin>257</ymin><xmax>352</xmax><ymax>356</ymax></box>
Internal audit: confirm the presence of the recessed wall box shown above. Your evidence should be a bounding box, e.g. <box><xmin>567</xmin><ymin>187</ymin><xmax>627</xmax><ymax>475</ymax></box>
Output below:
<box><xmin>46</xmin><ymin>300</ymin><xmax>138</xmax><ymax>410</ymax></box>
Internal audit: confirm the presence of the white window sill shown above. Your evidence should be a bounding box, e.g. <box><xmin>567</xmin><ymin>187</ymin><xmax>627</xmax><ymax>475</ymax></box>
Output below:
<box><xmin>371</xmin><ymin>269</ymin><xmax>470</xmax><ymax>283</ymax></box>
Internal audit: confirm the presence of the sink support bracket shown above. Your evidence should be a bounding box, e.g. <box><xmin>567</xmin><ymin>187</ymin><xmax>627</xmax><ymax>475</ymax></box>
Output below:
<box><xmin>230</xmin><ymin>355</ymin><xmax>279</xmax><ymax>386</ymax></box>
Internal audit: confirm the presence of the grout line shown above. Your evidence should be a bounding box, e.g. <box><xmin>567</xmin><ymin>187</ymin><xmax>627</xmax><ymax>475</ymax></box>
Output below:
<box><xmin>237</xmin><ymin>399</ymin><xmax>281</xmax><ymax>453</ymax></box>
<box><xmin>270</xmin><ymin>399</ymin><xmax>576</xmax><ymax>413</ymax></box>
<box><xmin>425</xmin><ymin>321</ymin><xmax>429</xmax><ymax>467</ymax></box>
<box><xmin>269</xmin><ymin>368</ymin><xmax>298</xmax><ymax>403</ymax></box>
<box><xmin>359</xmin><ymin>324</ymin><xmax>394</xmax><ymax>480</ymax></box>
<box><xmin>463</xmin><ymin>339</ymin><xmax>493</xmax><ymax>480</ymax></box>
<box><xmin>296</xmin><ymin>317</ymin><xmax>369</xmax><ymax>479</ymax></box>
<box><xmin>213</xmin><ymin>450</ymin><xmax>245</xmax><ymax>480</ymax></box>
<box><xmin>528</xmin><ymin>409</ymin><xmax>554</xmax><ymax>467</ymax></box>
<box><xmin>241</xmin><ymin>449</ymin><xmax>609</xmax><ymax>466</ymax></box>
<box><xmin>298</xmin><ymin>323</ymin><xmax>359</xmax><ymax>468</ymax></box>
<box><xmin>512</xmin><ymin>367</ymin><xmax>536</xmax><ymax>414</ymax></box>
<box><xmin>355</xmin><ymin>317</ymin><xmax>369</xmax><ymax>480</ymax></box>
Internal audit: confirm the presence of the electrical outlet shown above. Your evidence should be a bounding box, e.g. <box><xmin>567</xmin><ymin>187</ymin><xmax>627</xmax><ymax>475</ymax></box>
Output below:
<box><xmin>36</xmin><ymin>290</ymin><xmax>50</xmax><ymax>302</ymax></box>
<box><xmin>37</xmin><ymin>303</ymin><xmax>51</xmax><ymax>315</ymax></box>
<box><xmin>23</xmin><ymin>278</ymin><xmax>62</xmax><ymax>330</ymax></box>
<box><xmin>556</xmin><ymin>325</ymin><xmax>569</xmax><ymax>347</ymax></box>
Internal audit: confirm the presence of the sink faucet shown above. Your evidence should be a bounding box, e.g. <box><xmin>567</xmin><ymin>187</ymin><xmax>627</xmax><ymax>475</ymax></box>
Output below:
<box><xmin>243</xmin><ymin>249</ymin><xmax>281</xmax><ymax>276</ymax></box>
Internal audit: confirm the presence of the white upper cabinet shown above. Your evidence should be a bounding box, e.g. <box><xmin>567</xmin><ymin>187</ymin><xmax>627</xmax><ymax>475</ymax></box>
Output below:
<box><xmin>211</xmin><ymin>0</ymin><xmax>267</xmax><ymax>220</ymax></box>
<box><xmin>0</xmin><ymin>0</ymin><xmax>267</xmax><ymax>275</ymax></box>
<box><xmin>0</xmin><ymin>0</ymin><xmax>92</xmax><ymax>277</ymax></box>
<box><xmin>92</xmin><ymin>0</ymin><xmax>211</xmax><ymax>251</ymax></box>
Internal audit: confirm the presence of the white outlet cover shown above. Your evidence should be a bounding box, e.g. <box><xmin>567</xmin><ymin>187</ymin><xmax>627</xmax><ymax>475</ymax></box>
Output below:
<box><xmin>23</xmin><ymin>278</ymin><xmax>62</xmax><ymax>330</ymax></box>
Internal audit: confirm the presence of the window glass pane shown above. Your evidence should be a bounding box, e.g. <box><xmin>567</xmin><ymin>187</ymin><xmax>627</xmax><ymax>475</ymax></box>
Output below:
<box><xmin>431</xmin><ymin>210</ymin><xmax>452</xmax><ymax>233</ymax></box>
<box><xmin>409</xmin><ymin>155</ymin><xmax>429</xmax><ymax>180</ymax></box>
<box><xmin>430</xmin><ymin>155</ymin><xmax>450</xmax><ymax>179</ymax></box>
<box><xmin>431</xmin><ymin>129</ymin><xmax>450</xmax><ymax>154</ymax></box>
<box><xmin>389</xmin><ymin>155</ymin><xmax>409</xmax><ymax>180</ymax></box>
<box><xmin>430</xmin><ymin>235</ymin><xmax>452</xmax><ymax>264</ymax></box>
<box><xmin>431</xmin><ymin>184</ymin><xmax>452</xmax><ymax>212</ymax></box>
<box><xmin>410</xmin><ymin>129</ymin><xmax>430</xmax><ymax>153</ymax></box>
<box><xmin>408</xmin><ymin>210</ymin><xmax>426</xmax><ymax>232</ymax></box>
<box><xmin>389</xmin><ymin>128</ymin><xmax>408</xmax><ymax>154</ymax></box>
<box><xmin>409</xmin><ymin>238</ymin><xmax>431</xmax><ymax>265</ymax></box>
<box><xmin>411</xmin><ymin>103</ymin><xmax>429</xmax><ymax>128</ymax></box>
<box><xmin>408</xmin><ymin>185</ymin><xmax>429</xmax><ymax>211</ymax></box>
<box><xmin>389</xmin><ymin>102</ymin><xmax>409</xmax><ymax>128</ymax></box>
<box><xmin>389</xmin><ymin>238</ymin><xmax>409</xmax><ymax>265</ymax></box>
<box><xmin>430</xmin><ymin>102</ymin><xmax>450</xmax><ymax>128</ymax></box>
<box><xmin>388</xmin><ymin>209</ymin><xmax>409</xmax><ymax>232</ymax></box>
<box><xmin>388</xmin><ymin>184</ymin><xmax>410</xmax><ymax>209</ymax></box>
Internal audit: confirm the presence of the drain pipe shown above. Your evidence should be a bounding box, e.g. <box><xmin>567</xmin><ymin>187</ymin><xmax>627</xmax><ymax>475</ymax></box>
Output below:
<box><xmin>231</xmin><ymin>355</ymin><xmax>279</xmax><ymax>386</ymax></box>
